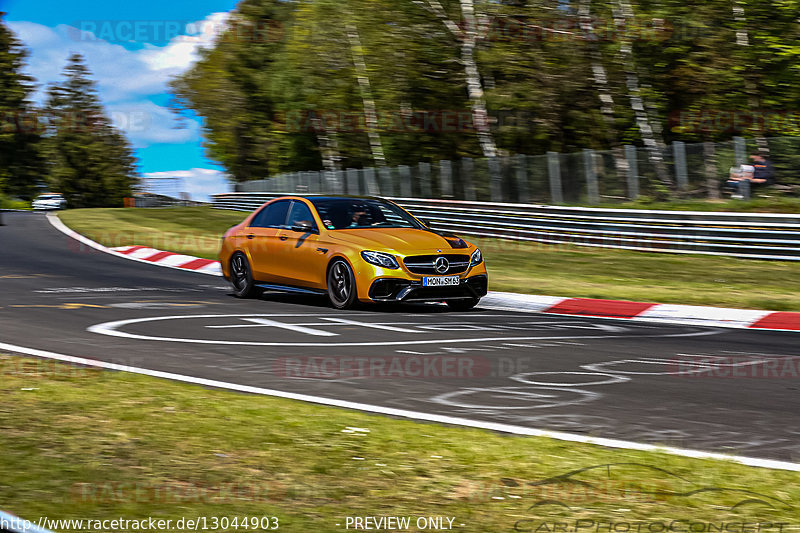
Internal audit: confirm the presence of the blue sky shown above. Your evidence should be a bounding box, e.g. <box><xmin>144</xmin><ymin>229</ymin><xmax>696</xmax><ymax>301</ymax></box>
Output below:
<box><xmin>4</xmin><ymin>0</ymin><xmax>240</xmax><ymax>200</ymax></box>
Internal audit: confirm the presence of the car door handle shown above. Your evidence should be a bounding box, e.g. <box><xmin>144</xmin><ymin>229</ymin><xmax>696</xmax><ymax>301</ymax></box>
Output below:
<box><xmin>279</xmin><ymin>235</ymin><xmax>289</xmax><ymax>241</ymax></box>
<box><xmin>247</xmin><ymin>234</ymin><xmax>254</xmax><ymax>239</ymax></box>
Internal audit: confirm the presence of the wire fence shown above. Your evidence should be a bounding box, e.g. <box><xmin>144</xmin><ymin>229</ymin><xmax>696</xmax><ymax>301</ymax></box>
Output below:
<box><xmin>236</xmin><ymin>136</ymin><xmax>800</xmax><ymax>203</ymax></box>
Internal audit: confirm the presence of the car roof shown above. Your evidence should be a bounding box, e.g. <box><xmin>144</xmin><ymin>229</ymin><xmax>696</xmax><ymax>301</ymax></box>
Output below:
<box><xmin>304</xmin><ymin>195</ymin><xmax>386</xmax><ymax>201</ymax></box>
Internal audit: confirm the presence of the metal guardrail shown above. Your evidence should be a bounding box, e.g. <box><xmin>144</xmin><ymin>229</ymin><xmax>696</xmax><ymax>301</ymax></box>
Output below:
<box><xmin>211</xmin><ymin>193</ymin><xmax>800</xmax><ymax>261</ymax></box>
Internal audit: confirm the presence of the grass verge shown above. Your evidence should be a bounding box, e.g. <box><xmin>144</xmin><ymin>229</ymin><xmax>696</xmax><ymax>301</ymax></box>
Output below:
<box><xmin>1</xmin><ymin>353</ymin><xmax>798</xmax><ymax>528</ymax></box>
<box><xmin>570</xmin><ymin>196</ymin><xmax>800</xmax><ymax>214</ymax></box>
<box><xmin>0</xmin><ymin>194</ymin><xmax>30</xmax><ymax>210</ymax></box>
<box><xmin>57</xmin><ymin>207</ymin><xmax>800</xmax><ymax>311</ymax></box>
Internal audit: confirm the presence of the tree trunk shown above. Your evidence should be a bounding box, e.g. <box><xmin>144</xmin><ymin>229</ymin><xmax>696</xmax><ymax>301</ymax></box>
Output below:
<box><xmin>459</xmin><ymin>0</ymin><xmax>497</xmax><ymax>158</ymax></box>
<box><xmin>578</xmin><ymin>0</ymin><xmax>626</xmax><ymax>180</ymax></box>
<box><xmin>311</xmin><ymin>116</ymin><xmax>342</xmax><ymax>172</ymax></box>
<box><xmin>732</xmin><ymin>0</ymin><xmax>769</xmax><ymax>156</ymax></box>
<box><xmin>614</xmin><ymin>1</ymin><xmax>673</xmax><ymax>196</ymax></box>
<box><xmin>413</xmin><ymin>0</ymin><xmax>498</xmax><ymax>158</ymax></box>
<box><xmin>347</xmin><ymin>23</ymin><xmax>387</xmax><ymax>167</ymax></box>
<box><xmin>704</xmin><ymin>141</ymin><xmax>720</xmax><ymax>199</ymax></box>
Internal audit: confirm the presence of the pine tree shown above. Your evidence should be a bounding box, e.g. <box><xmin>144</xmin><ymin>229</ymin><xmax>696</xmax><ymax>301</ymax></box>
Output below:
<box><xmin>42</xmin><ymin>53</ymin><xmax>138</xmax><ymax>207</ymax></box>
<box><xmin>0</xmin><ymin>12</ymin><xmax>42</xmax><ymax>201</ymax></box>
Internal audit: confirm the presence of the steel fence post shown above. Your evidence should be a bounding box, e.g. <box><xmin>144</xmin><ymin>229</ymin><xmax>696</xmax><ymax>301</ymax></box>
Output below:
<box><xmin>734</xmin><ymin>136</ymin><xmax>746</xmax><ymax>166</ymax></box>
<box><xmin>488</xmin><ymin>157</ymin><xmax>502</xmax><ymax>202</ymax></box>
<box><xmin>547</xmin><ymin>151</ymin><xmax>563</xmax><ymax>204</ymax></box>
<box><xmin>363</xmin><ymin>167</ymin><xmax>380</xmax><ymax>195</ymax></box>
<box><xmin>625</xmin><ymin>145</ymin><xmax>640</xmax><ymax>200</ymax></box>
<box><xmin>419</xmin><ymin>162</ymin><xmax>432</xmax><ymax>198</ymax></box>
<box><xmin>378</xmin><ymin>167</ymin><xmax>394</xmax><ymax>197</ymax></box>
<box><xmin>346</xmin><ymin>168</ymin><xmax>361</xmax><ymax>195</ymax></box>
<box><xmin>399</xmin><ymin>165</ymin><xmax>412</xmax><ymax>197</ymax></box>
<box><xmin>439</xmin><ymin>160</ymin><xmax>454</xmax><ymax>198</ymax></box>
<box><xmin>461</xmin><ymin>158</ymin><xmax>476</xmax><ymax>201</ymax></box>
<box><xmin>514</xmin><ymin>154</ymin><xmax>530</xmax><ymax>204</ymax></box>
<box><xmin>673</xmin><ymin>141</ymin><xmax>689</xmax><ymax>192</ymax></box>
<box><xmin>704</xmin><ymin>142</ymin><xmax>719</xmax><ymax>199</ymax></box>
<box><xmin>584</xmin><ymin>149</ymin><xmax>599</xmax><ymax>204</ymax></box>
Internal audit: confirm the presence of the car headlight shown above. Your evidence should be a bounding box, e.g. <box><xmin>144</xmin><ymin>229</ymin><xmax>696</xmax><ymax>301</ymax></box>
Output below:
<box><xmin>361</xmin><ymin>251</ymin><xmax>400</xmax><ymax>269</ymax></box>
<box><xmin>470</xmin><ymin>248</ymin><xmax>483</xmax><ymax>266</ymax></box>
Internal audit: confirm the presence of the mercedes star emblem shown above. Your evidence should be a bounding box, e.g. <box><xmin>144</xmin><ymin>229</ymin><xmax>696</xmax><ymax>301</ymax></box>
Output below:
<box><xmin>435</xmin><ymin>256</ymin><xmax>450</xmax><ymax>274</ymax></box>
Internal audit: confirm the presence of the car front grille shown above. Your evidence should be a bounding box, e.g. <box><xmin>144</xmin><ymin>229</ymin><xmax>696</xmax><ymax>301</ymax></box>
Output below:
<box><xmin>403</xmin><ymin>254</ymin><xmax>470</xmax><ymax>275</ymax></box>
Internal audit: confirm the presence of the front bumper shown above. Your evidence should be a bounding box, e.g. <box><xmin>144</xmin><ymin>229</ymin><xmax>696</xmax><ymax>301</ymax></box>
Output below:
<box><xmin>367</xmin><ymin>274</ymin><xmax>488</xmax><ymax>302</ymax></box>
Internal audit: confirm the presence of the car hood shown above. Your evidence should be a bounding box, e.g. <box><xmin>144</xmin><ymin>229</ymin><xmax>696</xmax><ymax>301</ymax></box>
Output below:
<box><xmin>327</xmin><ymin>228</ymin><xmax>472</xmax><ymax>255</ymax></box>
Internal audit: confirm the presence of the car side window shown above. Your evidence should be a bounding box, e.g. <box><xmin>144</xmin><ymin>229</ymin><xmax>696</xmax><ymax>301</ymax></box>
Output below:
<box><xmin>286</xmin><ymin>201</ymin><xmax>318</xmax><ymax>231</ymax></box>
<box><xmin>250</xmin><ymin>200</ymin><xmax>291</xmax><ymax>228</ymax></box>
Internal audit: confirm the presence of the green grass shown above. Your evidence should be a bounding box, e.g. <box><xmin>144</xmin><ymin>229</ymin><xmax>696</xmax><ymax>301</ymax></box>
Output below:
<box><xmin>58</xmin><ymin>207</ymin><xmax>247</xmax><ymax>258</ymax></box>
<box><xmin>479</xmin><ymin>239</ymin><xmax>800</xmax><ymax>311</ymax></box>
<box><xmin>58</xmin><ymin>207</ymin><xmax>800</xmax><ymax>311</ymax></box>
<box><xmin>0</xmin><ymin>194</ymin><xmax>31</xmax><ymax>210</ymax></box>
<box><xmin>1</xmin><ymin>353</ymin><xmax>798</xmax><ymax>527</ymax></box>
<box><xmin>578</xmin><ymin>196</ymin><xmax>800</xmax><ymax>213</ymax></box>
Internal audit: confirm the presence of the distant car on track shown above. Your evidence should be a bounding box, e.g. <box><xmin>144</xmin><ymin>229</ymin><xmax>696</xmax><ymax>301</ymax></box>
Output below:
<box><xmin>219</xmin><ymin>196</ymin><xmax>488</xmax><ymax>310</ymax></box>
<box><xmin>32</xmin><ymin>193</ymin><xmax>67</xmax><ymax>211</ymax></box>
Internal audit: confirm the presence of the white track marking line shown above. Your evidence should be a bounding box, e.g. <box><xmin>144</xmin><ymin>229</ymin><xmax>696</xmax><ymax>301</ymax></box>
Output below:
<box><xmin>1</xmin><ymin>339</ymin><xmax>797</xmax><ymax>472</ymax></box>
<box><xmin>209</xmin><ymin>317</ymin><xmax>338</xmax><ymax>337</ymax></box>
<box><xmin>87</xmin><ymin>313</ymin><xmax>720</xmax><ymax>347</ymax></box>
<box><xmin>318</xmin><ymin>317</ymin><xmax>421</xmax><ymax>333</ymax></box>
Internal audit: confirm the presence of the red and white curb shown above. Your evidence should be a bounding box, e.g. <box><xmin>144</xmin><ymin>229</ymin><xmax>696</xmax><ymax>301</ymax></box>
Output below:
<box><xmin>110</xmin><ymin>245</ymin><xmax>221</xmax><ymax>276</ymax></box>
<box><xmin>47</xmin><ymin>213</ymin><xmax>221</xmax><ymax>277</ymax></box>
<box><xmin>48</xmin><ymin>213</ymin><xmax>800</xmax><ymax>332</ymax></box>
<box><xmin>480</xmin><ymin>293</ymin><xmax>800</xmax><ymax>332</ymax></box>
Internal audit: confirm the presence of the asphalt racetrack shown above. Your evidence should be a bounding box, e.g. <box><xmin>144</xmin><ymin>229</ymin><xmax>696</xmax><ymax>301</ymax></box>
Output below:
<box><xmin>2</xmin><ymin>211</ymin><xmax>799</xmax><ymax>464</ymax></box>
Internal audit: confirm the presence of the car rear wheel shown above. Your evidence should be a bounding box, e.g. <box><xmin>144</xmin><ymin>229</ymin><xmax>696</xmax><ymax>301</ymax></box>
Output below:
<box><xmin>327</xmin><ymin>259</ymin><xmax>357</xmax><ymax>309</ymax></box>
<box><xmin>230</xmin><ymin>252</ymin><xmax>260</xmax><ymax>298</ymax></box>
<box><xmin>446</xmin><ymin>298</ymin><xmax>480</xmax><ymax>311</ymax></box>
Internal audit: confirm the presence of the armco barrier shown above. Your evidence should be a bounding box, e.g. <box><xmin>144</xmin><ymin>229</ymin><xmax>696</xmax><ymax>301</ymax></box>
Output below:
<box><xmin>211</xmin><ymin>193</ymin><xmax>800</xmax><ymax>261</ymax></box>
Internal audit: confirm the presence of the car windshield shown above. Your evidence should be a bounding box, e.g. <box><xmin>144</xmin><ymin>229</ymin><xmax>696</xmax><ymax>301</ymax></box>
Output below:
<box><xmin>37</xmin><ymin>195</ymin><xmax>61</xmax><ymax>200</ymax></box>
<box><xmin>310</xmin><ymin>198</ymin><xmax>423</xmax><ymax>230</ymax></box>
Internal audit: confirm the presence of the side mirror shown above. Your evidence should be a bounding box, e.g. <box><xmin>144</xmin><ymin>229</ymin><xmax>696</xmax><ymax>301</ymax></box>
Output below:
<box><xmin>291</xmin><ymin>220</ymin><xmax>315</xmax><ymax>233</ymax></box>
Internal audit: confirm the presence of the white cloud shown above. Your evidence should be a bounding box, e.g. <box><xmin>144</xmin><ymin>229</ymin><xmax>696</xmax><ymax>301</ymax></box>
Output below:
<box><xmin>8</xmin><ymin>12</ymin><xmax>229</xmax><ymax>147</ymax></box>
<box><xmin>107</xmin><ymin>100</ymin><xmax>200</xmax><ymax>148</ymax></box>
<box><xmin>142</xmin><ymin>168</ymin><xmax>232</xmax><ymax>202</ymax></box>
<box><xmin>139</xmin><ymin>12</ymin><xmax>228</xmax><ymax>71</ymax></box>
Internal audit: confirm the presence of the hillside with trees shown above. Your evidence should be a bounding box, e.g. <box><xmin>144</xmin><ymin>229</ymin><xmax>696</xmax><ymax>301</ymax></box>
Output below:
<box><xmin>170</xmin><ymin>0</ymin><xmax>800</xmax><ymax>184</ymax></box>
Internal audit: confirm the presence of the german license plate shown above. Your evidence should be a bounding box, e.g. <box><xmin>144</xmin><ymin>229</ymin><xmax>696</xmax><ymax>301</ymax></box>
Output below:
<box><xmin>423</xmin><ymin>276</ymin><xmax>460</xmax><ymax>287</ymax></box>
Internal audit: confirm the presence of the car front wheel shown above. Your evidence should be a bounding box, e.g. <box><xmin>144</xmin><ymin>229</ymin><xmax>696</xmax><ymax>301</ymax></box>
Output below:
<box><xmin>327</xmin><ymin>259</ymin><xmax>358</xmax><ymax>309</ymax></box>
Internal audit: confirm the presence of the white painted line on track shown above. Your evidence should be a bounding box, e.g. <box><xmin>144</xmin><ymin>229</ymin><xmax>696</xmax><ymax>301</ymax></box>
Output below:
<box><xmin>228</xmin><ymin>317</ymin><xmax>338</xmax><ymax>337</ymax></box>
<box><xmin>1</xmin><ymin>339</ymin><xmax>798</xmax><ymax>472</ymax></box>
<box><xmin>86</xmin><ymin>313</ymin><xmax>721</xmax><ymax>347</ymax></box>
<box><xmin>319</xmin><ymin>316</ymin><xmax>421</xmax><ymax>333</ymax></box>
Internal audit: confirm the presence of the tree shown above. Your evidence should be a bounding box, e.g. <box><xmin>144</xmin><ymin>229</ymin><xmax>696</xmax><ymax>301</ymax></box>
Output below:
<box><xmin>0</xmin><ymin>12</ymin><xmax>42</xmax><ymax>200</ymax></box>
<box><xmin>171</xmin><ymin>0</ymin><xmax>297</xmax><ymax>180</ymax></box>
<box><xmin>42</xmin><ymin>53</ymin><xmax>138</xmax><ymax>207</ymax></box>
<box><xmin>169</xmin><ymin>0</ymin><xmax>800</xmax><ymax>194</ymax></box>
<box><xmin>411</xmin><ymin>0</ymin><xmax>498</xmax><ymax>158</ymax></box>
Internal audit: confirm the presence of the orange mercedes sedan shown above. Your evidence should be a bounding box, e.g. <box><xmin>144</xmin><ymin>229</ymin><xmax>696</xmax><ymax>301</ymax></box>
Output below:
<box><xmin>219</xmin><ymin>196</ymin><xmax>488</xmax><ymax>310</ymax></box>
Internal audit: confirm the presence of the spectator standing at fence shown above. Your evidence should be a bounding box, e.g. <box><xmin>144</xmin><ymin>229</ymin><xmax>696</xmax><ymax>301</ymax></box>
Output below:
<box><xmin>750</xmin><ymin>153</ymin><xmax>775</xmax><ymax>186</ymax></box>
<box><xmin>725</xmin><ymin>153</ymin><xmax>773</xmax><ymax>198</ymax></box>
